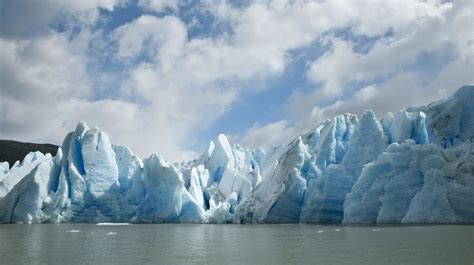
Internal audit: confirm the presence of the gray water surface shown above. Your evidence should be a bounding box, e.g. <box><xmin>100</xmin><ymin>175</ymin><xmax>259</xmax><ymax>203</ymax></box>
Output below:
<box><xmin>0</xmin><ymin>224</ymin><xmax>472</xmax><ymax>265</ymax></box>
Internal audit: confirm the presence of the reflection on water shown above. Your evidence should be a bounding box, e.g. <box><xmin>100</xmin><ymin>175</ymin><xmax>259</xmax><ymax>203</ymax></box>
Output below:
<box><xmin>0</xmin><ymin>224</ymin><xmax>472</xmax><ymax>265</ymax></box>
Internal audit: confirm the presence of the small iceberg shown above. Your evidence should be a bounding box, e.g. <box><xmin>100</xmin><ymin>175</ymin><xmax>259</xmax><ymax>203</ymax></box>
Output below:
<box><xmin>97</xmin><ymin>223</ymin><xmax>130</xmax><ymax>226</ymax></box>
<box><xmin>66</xmin><ymin>230</ymin><xmax>80</xmax><ymax>233</ymax></box>
<box><xmin>106</xmin><ymin>232</ymin><xmax>117</xmax><ymax>235</ymax></box>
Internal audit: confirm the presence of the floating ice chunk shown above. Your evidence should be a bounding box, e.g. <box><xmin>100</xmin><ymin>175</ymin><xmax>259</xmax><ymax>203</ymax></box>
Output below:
<box><xmin>97</xmin><ymin>223</ymin><xmax>130</xmax><ymax>225</ymax></box>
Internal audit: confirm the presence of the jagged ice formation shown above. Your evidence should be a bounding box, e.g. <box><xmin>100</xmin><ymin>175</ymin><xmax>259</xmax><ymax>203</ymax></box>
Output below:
<box><xmin>0</xmin><ymin>85</ymin><xmax>473</xmax><ymax>224</ymax></box>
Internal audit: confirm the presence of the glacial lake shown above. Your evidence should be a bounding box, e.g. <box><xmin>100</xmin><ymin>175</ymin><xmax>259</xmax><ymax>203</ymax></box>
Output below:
<box><xmin>0</xmin><ymin>224</ymin><xmax>472</xmax><ymax>265</ymax></box>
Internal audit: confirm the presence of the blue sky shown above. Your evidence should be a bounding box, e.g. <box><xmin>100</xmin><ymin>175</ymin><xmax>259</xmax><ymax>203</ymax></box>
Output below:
<box><xmin>1</xmin><ymin>0</ymin><xmax>473</xmax><ymax>161</ymax></box>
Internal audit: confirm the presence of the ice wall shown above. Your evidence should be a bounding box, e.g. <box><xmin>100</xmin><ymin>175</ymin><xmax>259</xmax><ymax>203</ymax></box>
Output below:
<box><xmin>0</xmin><ymin>85</ymin><xmax>473</xmax><ymax>224</ymax></box>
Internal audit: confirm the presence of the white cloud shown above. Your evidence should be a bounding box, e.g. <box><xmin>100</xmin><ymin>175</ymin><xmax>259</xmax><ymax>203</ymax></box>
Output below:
<box><xmin>0</xmin><ymin>0</ymin><xmax>122</xmax><ymax>38</ymax></box>
<box><xmin>0</xmin><ymin>29</ymin><xmax>140</xmax><ymax>148</ymax></box>
<box><xmin>137</xmin><ymin>0</ymin><xmax>178</xmax><ymax>12</ymax></box>
<box><xmin>287</xmin><ymin>0</ymin><xmax>470</xmax><ymax>116</ymax></box>
<box><xmin>1</xmin><ymin>0</ymin><xmax>472</xmax><ymax>162</ymax></box>
<box><xmin>303</xmin><ymin>6</ymin><xmax>453</xmax><ymax>101</ymax></box>
<box><xmin>239</xmin><ymin>120</ymin><xmax>293</xmax><ymax>148</ymax></box>
<box><xmin>112</xmin><ymin>15</ymin><xmax>186</xmax><ymax>63</ymax></box>
<box><xmin>0</xmin><ymin>32</ymin><xmax>92</xmax><ymax>100</ymax></box>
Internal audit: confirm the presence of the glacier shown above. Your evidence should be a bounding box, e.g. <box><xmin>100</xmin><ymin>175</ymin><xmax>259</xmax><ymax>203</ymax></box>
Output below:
<box><xmin>0</xmin><ymin>85</ymin><xmax>473</xmax><ymax>224</ymax></box>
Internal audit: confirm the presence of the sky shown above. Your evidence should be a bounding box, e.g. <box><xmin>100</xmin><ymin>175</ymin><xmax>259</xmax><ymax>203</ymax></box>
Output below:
<box><xmin>0</xmin><ymin>0</ymin><xmax>473</xmax><ymax>161</ymax></box>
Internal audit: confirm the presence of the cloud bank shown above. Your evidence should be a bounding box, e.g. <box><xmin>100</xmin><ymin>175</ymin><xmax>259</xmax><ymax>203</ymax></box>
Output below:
<box><xmin>1</xmin><ymin>0</ymin><xmax>472</xmax><ymax>161</ymax></box>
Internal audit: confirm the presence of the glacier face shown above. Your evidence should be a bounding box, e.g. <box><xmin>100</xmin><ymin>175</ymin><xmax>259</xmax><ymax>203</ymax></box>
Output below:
<box><xmin>0</xmin><ymin>85</ymin><xmax>473</xmax><ymax>224</ymax></box>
